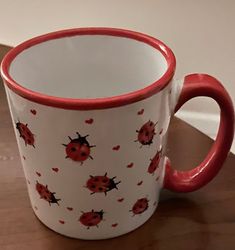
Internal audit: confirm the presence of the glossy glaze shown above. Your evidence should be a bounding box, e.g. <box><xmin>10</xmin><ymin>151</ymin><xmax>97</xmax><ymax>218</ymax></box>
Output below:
<box><xmin>1</xmin><ymin>28</ymin><xmax>234</xmax><ymax>240</ymax></box>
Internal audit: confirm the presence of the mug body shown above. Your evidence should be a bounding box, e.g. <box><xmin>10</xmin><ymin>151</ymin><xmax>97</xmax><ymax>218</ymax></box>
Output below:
<box><xmin>1</xmin><ymin>28</ymin><xmax>175</xmax><ymax>239</ymax></box>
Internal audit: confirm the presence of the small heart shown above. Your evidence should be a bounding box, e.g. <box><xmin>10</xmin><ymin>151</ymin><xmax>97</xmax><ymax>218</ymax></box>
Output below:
<box><xmin>127</xmin><ymin>162</ymin><xmax>134</xmax><ymax>168</ymax></box>
<box><xmin>117</xmin><ymin>198</ymin><xmax>124</xmax><ymax>202</ymax></box>
<box><xmin>156</xmin><ymin>176</ymin><xmax>160</xmax><ymax>181</ymax></box>
<box><xmin>67</xmin><ymin>207</ymin><xmax>73</xmax><ymax>211</ymax></box>
<box><xmin>59</xmin><ymin>220</ymin><xmax>65</xmax><ymax>224</ymax></box>
<box><xmin>52</xmin><ymin>167</ymin><xmax>59</xmax><ymax>172</ymax></box>
<box><xmin>36</xmin><ymin>171</ymin><xmax>41</xmax><ymax>177</ymax></box>
<box><xmin>137</xmin><ymin>109</ymin><xmax>144</xmax><ymax>115</ymax></box>
<box><xmin>159</xmin><ymin>128</ymin><xmax>163</xmax><ymax>135</ymax></box>
<box><xmin>23</xmin><ymin>156</ymin><xmax>26</xmax><ymax>160</ymax></box>
<box><xmin>112</xmin><ymin>145</ymin><xmax>120</xmax><ymax>151</ymax></box>
<box><xmin>137</xmin><ymin>181</ymin><xmax>143</xmax><ymax>186</ymax></box>
<box><xmin>34</xmin><ymin>206</ymin><xmax>38</xmax><ymax>210</ymax></box>
<box><xmin>30</xmin><ymin>109</ymin><xmax>37</xmax><ymax>115</ymax></box>
<box><xmin>85</xmin><ymin>118</ymin><xmax>94</xmax><ymax>124</ymax></box>
<box><xmin>111</xmin><ymin>223</ymin><xmax>118</xmax><ymax>227</ymax></box>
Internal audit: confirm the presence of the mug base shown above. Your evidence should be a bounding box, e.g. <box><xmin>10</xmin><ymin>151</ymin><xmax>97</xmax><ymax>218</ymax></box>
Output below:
<box><xmin>32</xmin><ymin>206</ymin><xmax>158</xmax><ymax>240</ymax></box>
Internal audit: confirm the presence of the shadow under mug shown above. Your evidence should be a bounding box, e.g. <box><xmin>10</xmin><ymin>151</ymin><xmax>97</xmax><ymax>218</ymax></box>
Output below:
<box><xmin>0</xmin><ymin>28</ymin><xmax>234</xmax><ymax>240</ymax></box>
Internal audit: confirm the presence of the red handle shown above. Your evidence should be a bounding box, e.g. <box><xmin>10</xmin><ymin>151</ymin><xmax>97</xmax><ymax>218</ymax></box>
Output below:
<box><xmin>164</xmin><ymin>74</ymin><xmax>234</xmax><ymax>192</ymax></box>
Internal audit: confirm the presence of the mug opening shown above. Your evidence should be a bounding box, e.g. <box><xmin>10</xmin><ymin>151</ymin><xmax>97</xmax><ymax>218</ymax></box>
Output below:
<box><xmin>1</xmin><ymin>28</ymin><xmax>176</xmax><ymax>109</ymax></box>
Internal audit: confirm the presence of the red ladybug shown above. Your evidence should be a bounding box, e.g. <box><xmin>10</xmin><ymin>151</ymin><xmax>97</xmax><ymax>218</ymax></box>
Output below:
<box><xmin>148</xmin><ymin>148</ymin><xmax>162</xmax><ymax>175</ymax></box>
<box><xmin>86</xmin><ymin>173</ymin><xmax>121</xmax><ymax>195</ymax></box>
<box><xmin>79</xmin><ymin>210</ymin><xmax>104</xmax><ymax>229</ymax></box>
<box><xmin>36</xmin><ymin>181</ymin><xmax>60</xmax><ymax>205</ymax></box>
<box><xmin>135</xmin><ymin>120</ymin><xmax>157</xmax><ymax>146</ymax></box>
<box><xmin>63</xmin><ymin>132</ymin><xmax>95</xmax><ymax>164</ymax></box>
<box><xmin>130</xmin><ymin>198</ymin><xmax>149</xmax><ymax>215</ymax></box>
<box><xmin>16</xmin><ymin>121</ymin><xmax>35</xmax><ymax>147</ymax></box>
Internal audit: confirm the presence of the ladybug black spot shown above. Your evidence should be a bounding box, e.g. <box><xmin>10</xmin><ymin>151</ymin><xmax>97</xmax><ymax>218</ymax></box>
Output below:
<box><xmin>71</xmin><ymin>147</ymin><xmax>76</xmax><ymax>152</ymax></box>
<box><xmin>94</xmin><ymin>178</ymin><xmax>99</xmax><ymax>182</ymax></box>
<box><xmin>91</xmin><ymin>185</ymin><xmax>96</xmax><ymax>189</ymax></box>
<box><xmin>88</xmin><ymin>222</ymin><xmax>93</xmax><ymax>226</ymax></box>
<box><xmin>27</xmin><ymin>132</ymin><xmax>31</xmax><ymax>136</ymax></box>
<box><xmin>145</xmin><ymin>131</ymin><xmax>149</xmax><ymax>136</ymax></box>
<box><xmin>81</xmin><ymin>152</ymin><xmax>87</xmax><ymax>156</ymax></box>
<box><xmin>99</xmin><ymin>187</ymin><xmax>103</xmax><ymax>191</ymax></box>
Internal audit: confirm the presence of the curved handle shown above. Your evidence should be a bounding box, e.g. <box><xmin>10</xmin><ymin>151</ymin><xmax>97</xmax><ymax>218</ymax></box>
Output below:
<box><xmin>164</xmin><ymin>74</ymin><xmax>234</xmax><ymax>192</ymax></box>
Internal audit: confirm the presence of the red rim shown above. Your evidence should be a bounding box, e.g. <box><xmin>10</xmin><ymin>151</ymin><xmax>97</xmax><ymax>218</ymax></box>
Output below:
<box><xmin>0</xmin><ymin>27</ymin><xmax>176</xmax><ymax>110</ymax></box>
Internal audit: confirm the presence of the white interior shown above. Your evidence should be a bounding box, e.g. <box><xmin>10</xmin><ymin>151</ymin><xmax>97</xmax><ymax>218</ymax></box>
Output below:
<box><xmin>9</xmin><ymin>35</ymin><xmax>167</xmax><ymax>99</ymax></box>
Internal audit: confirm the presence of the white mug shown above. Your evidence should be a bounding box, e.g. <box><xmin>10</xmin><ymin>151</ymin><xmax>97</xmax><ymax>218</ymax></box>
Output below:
<box><xmin>1</xmin><ymin>28</ymin><xmax>234</xmax><ymax>240</ymax></box>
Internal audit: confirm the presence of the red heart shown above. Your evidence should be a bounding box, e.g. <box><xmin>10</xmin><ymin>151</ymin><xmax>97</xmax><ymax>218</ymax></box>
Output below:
<box><xmin>159</xmin><ymin>128</ymin><xmax>163</xmax><ymax>135</ymax></box>
<box><xmin>127</xmin><ymin>162</ymin><xmax>134</xmax><ymax>168</ymax></box>
<box><xmin>117</xmin><ymin>198</ymin><xmax>124</xmax><ymax>202</ymax></box>
<box><xmin>67</xmin><ymin>207</ymin><xmax>73</xmax><ymax>211</ymax></box>
<box><xmin>137</xmin><ymin>181</ymin><xmax>143</xmax><ymax>186</ymax></box>
<box><xmin>59</xmin><ymin>220</ymin><xmax>65</xmax><ymax>224</ymax></box>
<box><xmin>85</xmin><ymin>118</ymin><xmax>94</xmax><ymax>124</ymax></box>
<box><xmin>111</xmin><ymin>223</ymin><xmax>118</xmax><ymax>227</ymax></box>
<box><xmin>36</xmin><ymin>171</ymin><xmax>41</xmax><ymax>177</ymax></box>
<box><xmin>52</xmin><ymin>167</ymin><xmax>59</xmax><ymax>172</ymax></box>
<box><xmin>112</xmin><ymin>145</ymin><xmax>120</xmax><ymax>151</ymax></box>
<box><xmin>30</xmin><ymin>109</ymin><xmax>37</xmax><ymax>115</ymax></box>
<box><xmin>137</xmin><ymin>109</ymin><xmax>144</xmax><ymax>115</ymax></box>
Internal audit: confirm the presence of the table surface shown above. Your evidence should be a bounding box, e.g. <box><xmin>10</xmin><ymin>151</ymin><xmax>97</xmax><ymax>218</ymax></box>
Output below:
<box><xmin>1</xmin><ymin>45</ymin><xmax>235</xmax><ymax>250</ymax></box>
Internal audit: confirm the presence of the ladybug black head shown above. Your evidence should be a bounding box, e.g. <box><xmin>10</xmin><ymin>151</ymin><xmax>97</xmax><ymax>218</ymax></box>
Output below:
<box><xmin>49</xmin><ymin>193</ymin><xmax>61</xmax><ymax>205</ymax></box>
<box><xmin>69</xmin><ymin>132</ymin><xmax>90</xmax><ymax>146</ymax></box>
<box><xmin>107</xmin><ymin>177</ymin><xmax>121</xmax><ymax>191</ymax></box>
<box><xmin>96</xmin><ymin>210</ymin><xmax>104</xmax><ymax>219</ymax></box>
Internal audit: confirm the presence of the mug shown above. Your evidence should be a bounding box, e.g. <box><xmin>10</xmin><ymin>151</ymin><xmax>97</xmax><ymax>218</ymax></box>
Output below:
<box><xmin>1</xmin><ymin>28</ymin><xmax>234</xmax><ymax>240</ymax></box>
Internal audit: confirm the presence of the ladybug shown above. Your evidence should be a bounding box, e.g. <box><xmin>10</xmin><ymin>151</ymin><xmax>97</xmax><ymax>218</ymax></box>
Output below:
<box><xmin>130</xmin><ymin>198</ymin><xmax>149</xmax><ymax>215</ymax></box>
<box><xmin>135</xmin><ymin>120</ymin><xmax>157</xmax><ymax>146</ymax></box>
<box><xmin>86</xmin><ymin>173</ymin><xmax>121</xmax><ymax>195</ymax></box>
<box><xmin>63</xmin><ymin>132</ymin><xmax>95</xmax><ymax>164</ymax></box>
<box><xmin>148</xmin><ymin>148</ymin><xmax>162</xmax><ymax>175</ymax></box>
<box><xmin>79</xmin><ymin>209</ymin><xmax>104</xmax><ymax>229</ymax></box>
<box><xmin>16</xmin><ymin>121</ymin><xmax>35</xmax><ymax>147</ymax></box>
<box><xmin>36</xmin><ymin>181</ymin><xmax>60</xmax><ymax>206</ymax></box>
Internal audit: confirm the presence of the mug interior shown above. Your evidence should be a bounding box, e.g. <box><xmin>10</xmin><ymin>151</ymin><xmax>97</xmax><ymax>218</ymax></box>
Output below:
<box><xmin>9</xmin><ymin>34</ymin><xmax>168</xmax><ymax>99</ymax></box>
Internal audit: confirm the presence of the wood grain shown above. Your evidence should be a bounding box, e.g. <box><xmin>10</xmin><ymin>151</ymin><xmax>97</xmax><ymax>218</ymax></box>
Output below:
<box><xmin>1</xmin><ymin>45</ymin><xmax>235</xmax><ymax>250</ymax></box>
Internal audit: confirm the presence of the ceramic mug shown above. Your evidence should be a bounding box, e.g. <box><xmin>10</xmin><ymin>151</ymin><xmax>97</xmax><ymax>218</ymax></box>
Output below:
<box><xmin>1</xmin><ymin>28</ymin><xmax>234</xmax><ymax>240</ymax></box>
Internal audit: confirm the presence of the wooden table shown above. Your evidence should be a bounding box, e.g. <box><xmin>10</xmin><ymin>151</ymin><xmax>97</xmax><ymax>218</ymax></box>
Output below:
<box><xmin>1</xmin><ymin>45</ymin><xmax>235</xmax><ymax>250</ymax></box>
